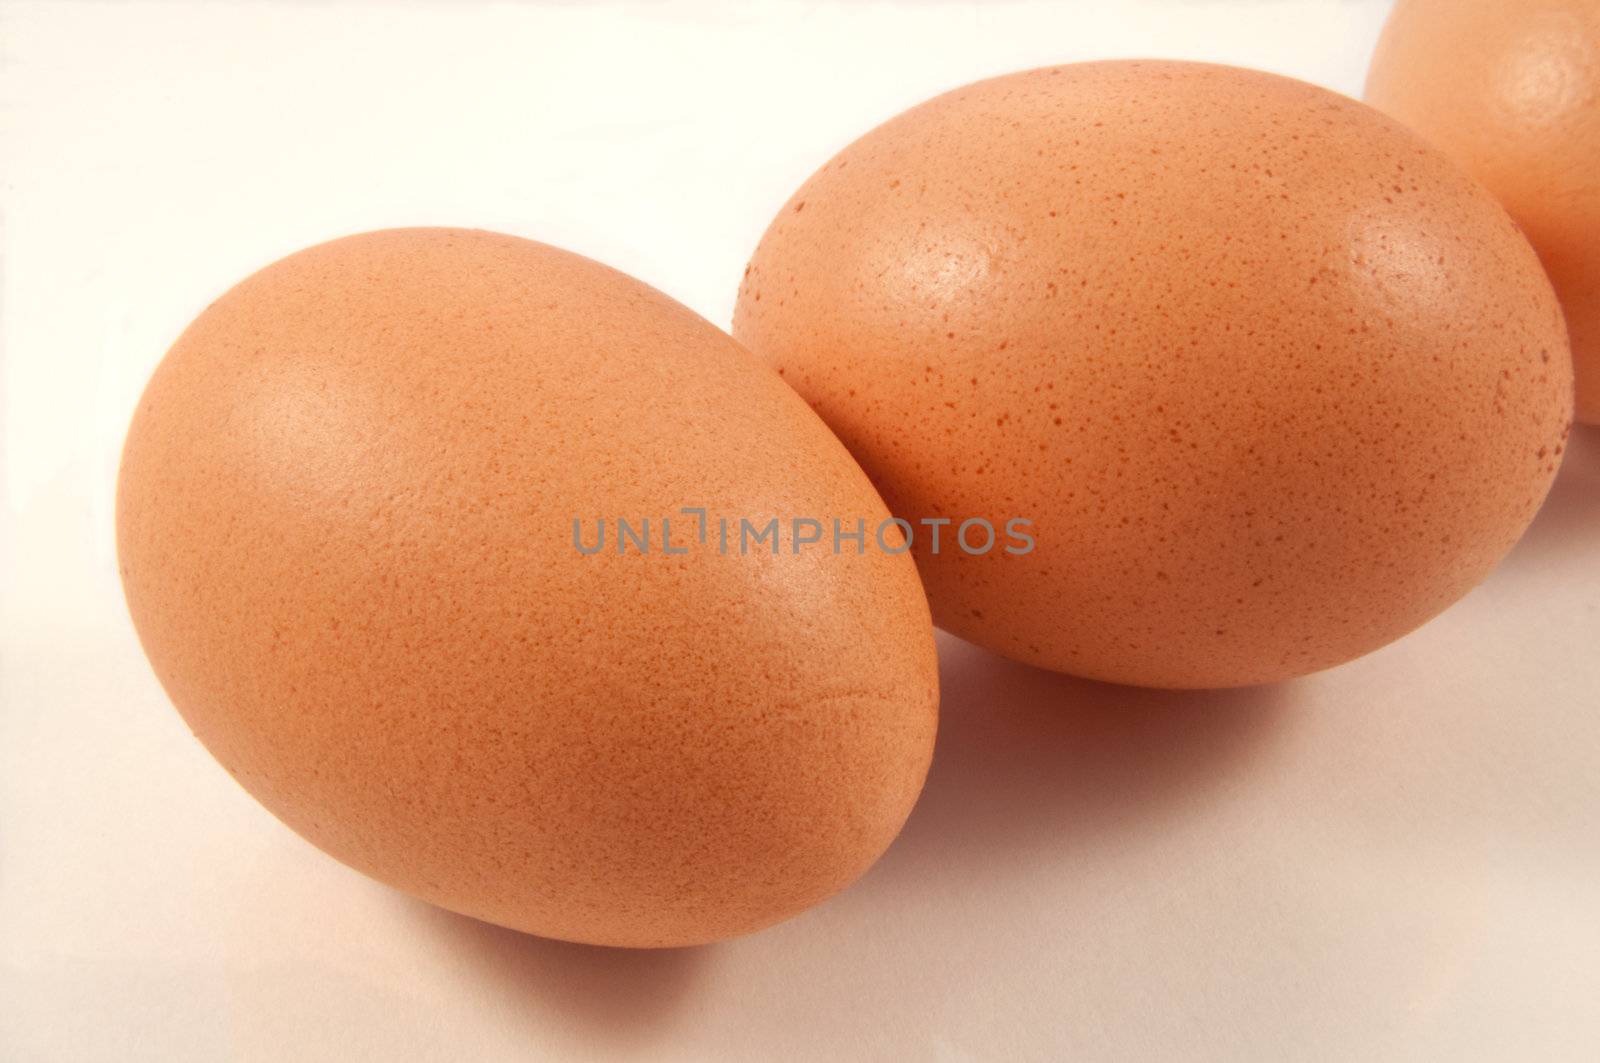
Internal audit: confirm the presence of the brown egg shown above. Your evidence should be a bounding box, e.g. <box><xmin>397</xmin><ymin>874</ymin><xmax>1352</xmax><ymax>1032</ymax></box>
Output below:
<box><xmin>1367</xmin><ymin>0</ymin><xmax>1600</xmax><ymax>425</ymax></box>
<box><xmin>734</xmin><ymin>61</ymin><xmax>1572</xmax><ymax>689</ymax></box>
<box><xmin>118</xmin><ymin>228</ymin><xmax>937</xmax><ymax>947</ymax></box>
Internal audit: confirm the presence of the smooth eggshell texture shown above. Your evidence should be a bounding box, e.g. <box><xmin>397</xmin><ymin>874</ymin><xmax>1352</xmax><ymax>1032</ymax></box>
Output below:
<box><xmin>734</xmin><ymin>61</ymin><xmax>1573</xmax><ymax>689</ymax></box>
<box><xmin>118</xmin><ymin>228</ymin><xmax>938</xmax><ymax>948</ymax></box>
<box><xmin>1367</xmin><ymin>0</ymin><xmax>1600</xmax><ymax>424</ymax></box>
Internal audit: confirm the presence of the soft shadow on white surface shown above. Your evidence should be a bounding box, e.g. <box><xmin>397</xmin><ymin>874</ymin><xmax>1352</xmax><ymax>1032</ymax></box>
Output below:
<box><xmin>1509</xmin><ymin>424</ymin><xmax>1600</xmax><ymax>565</ymax></box>
<box><xmin>405</xmin><ymin>901</ymin><xmax>710</xmax><ymax>1051</ymax></box>
<box><xmin>877</xmin><ymin>634</ymin><xmax>1293</xmax><ymax>887</ymax></box>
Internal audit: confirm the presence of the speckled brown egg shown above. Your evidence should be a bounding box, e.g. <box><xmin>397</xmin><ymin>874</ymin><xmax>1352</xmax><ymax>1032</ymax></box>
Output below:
<box><xmin>1367</xmin><ymin>0</ymin><xmax>1600</xmax><ymax>424</ymax></box>
<box><xmin>118</xmin><ymin>228</ymin><xmax>938</xmax><ymax>947</ymax></box>
<box><xmin>734</xmin><ymin>61</ymin><xmax>1573</xmax><ymax>689</ymax></box>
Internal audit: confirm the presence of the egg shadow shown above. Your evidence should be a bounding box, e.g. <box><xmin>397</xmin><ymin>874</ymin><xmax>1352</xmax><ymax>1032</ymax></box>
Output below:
<box><xmin>872</xmin><ymin>632</ymin><xmax>1294</xmax><ymax>887</ymax></box>
<box><xmin>404</xmin><ymin>899</ymin><xmax>710</xmax><ymax>1051</ymax></box>
<box><xmin>1506</xmin><ymin>422</ymin><xmax>1600</xmax><ymax>566</ymax></box>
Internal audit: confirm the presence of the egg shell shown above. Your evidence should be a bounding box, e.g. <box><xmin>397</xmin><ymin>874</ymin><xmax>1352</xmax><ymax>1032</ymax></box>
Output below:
<box><xmin>117</xmin><ymin>228</ymin><xmax>938</xmax><ymax>948</ymax></box>
<box><xmin>1366</xmin><ymin>0</ymin><xmax>1600</xmax><ymax>424</ymax></box>
<box><xmin>734</xmin><ymin>60</ymin><xmax>1573</xmax><ymax>689</ymax></box>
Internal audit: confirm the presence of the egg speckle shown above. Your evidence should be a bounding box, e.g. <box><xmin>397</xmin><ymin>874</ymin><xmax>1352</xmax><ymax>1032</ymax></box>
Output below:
<box><xmin>734</xmin><ymin>61</ymin><xmax>1573</xmax><ymax>688</ymax></box>
<box><xmin>118</xmin><ymin>228</ymin><xmax>938</xmax><ymax>947</ymax></box>
<box><xmin>1367</xmin><ymin>0</ymin><xmax>1600</xmax><ymax>424</ymax></box>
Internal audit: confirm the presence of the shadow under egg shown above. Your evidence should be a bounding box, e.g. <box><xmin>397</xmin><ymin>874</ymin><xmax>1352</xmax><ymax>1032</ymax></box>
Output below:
<box><xmin>403</xmin><ymin>899</ymin><xmax>712</xmax><ymax>1051</ymax></box>
<box><xmin>1507</xmin><ymin>422</ymin><xmax>1600</xmax><ymax>566</ymax></box>
<box><xmin>875</xmin><ymin>631</ymin><xmax>1294</xmax><ymax>886</ymax></box>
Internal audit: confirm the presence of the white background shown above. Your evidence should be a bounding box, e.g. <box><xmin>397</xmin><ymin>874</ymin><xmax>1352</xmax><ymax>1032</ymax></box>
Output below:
<box><xmin>3</xmin><ymin>1</ymin><xmax>1598</xmax><ymax>1060</ymax></box>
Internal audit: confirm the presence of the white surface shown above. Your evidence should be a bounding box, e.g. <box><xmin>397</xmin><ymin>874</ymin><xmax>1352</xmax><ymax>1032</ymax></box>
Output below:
<box><xmin>2</xmin><ymin>1</ymin><xmax>1597</xmax><ymax>1060</ymax></box>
